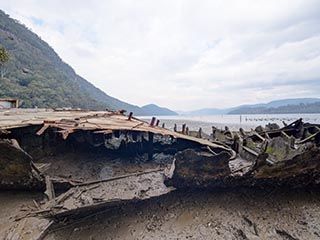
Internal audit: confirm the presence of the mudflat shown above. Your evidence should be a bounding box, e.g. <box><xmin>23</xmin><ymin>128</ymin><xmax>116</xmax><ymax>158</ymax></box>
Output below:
<box><xmin>44</xmin><ymin>188</ymin><xmax>320</xmax><ymax>240</ymax></box>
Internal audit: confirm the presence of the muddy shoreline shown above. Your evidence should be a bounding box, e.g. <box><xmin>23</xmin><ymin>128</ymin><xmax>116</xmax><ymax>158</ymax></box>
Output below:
<box><xmin>1</xmin><ymin>110</ymin><xmax>320</xmax><ymax>239</ymax></box>
<box><xmin>1</xmin><ymin>187</ymin><xmax>320</xmax><ymax>239</ymax></box>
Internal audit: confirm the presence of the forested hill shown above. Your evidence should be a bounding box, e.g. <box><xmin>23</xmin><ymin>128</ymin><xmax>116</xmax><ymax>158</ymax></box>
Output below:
<box><xmin>0</xmin><ymin>10</ymin><xmax>167</xmax><ymax>115</ymax></box>
<box><xmin>229</xmin><ymin>101</ymin><xmax>320</xmax><ymax>114</ymax></box>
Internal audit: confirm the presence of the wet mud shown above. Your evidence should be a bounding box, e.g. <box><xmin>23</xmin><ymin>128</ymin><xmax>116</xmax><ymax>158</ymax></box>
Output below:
<box><xmin>45</xmin><ymin>188</ymin><xmax>320</xmax><ymax>240</ymax></box>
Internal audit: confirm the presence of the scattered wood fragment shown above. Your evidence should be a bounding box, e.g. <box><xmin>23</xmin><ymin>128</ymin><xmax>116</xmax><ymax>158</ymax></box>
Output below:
<box><xmin>45</xmin><ymin>176</ymin><xmax>55</xmax><ymax>200</ymax></box>
<box><xmin>275</xmin><ymin>227</ymin><xmax>298</xmax><ymax>240</ymax></box>
<box><xmin>75</xmin><ymin>168</ymin><xmax>163</xmax><ymax>187</ymax></box>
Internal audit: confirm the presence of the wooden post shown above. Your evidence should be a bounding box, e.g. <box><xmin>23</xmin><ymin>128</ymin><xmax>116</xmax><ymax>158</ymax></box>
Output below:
<box><xmin>186</xmin><ymin>127</ymin><xmax>189</xmax><ymax>135</ymax></box>
<box><xmin>182</xmin><ymin>124</ymin><xmax>186</xmax><ymax>135</ymax></box>
<box><xmin>239</xmin><ymin>128</ymin><xmax>245</xmax><ymax>137</ymax></box>
<box><xmin>197</xmin><ymin>127</ymin><xmax>202</xmax><ymax>138</ymax></box>
<box><xmin>233</xmin><ymin>134</ymin><xmax>240</xmax><ymax>153</ymax></box>
<box><xmin>156</xmin><ymin>119</ymin><xmax>160</xmax><ymax>126</ymax></box>
<box><xmin>174</xmin><ymin>124</ymin><xmax>177</xmax><ymax>132</ymax></box>
<box><xmin>128</xmin><ymin>112</ymin><xmax>133</xmax><ymax>121</ymax></box>
<box><xmin>162</xmin><ymin>123</ymin><xmax>165</xmax><ymax>128</ymax></box>
<box><xmin>212</xmin><ymin>126</ymin><xmax>216</xmax><ymax>139</ymax></box>
<box><xmin>148</xmin><ymin>132</ymin><xmax>154</xmax><ymax>161</ymax></box>
<box><xmin>150</xmin><ymin>117</ymin><xmax>156</xmax><ymax>127</ymax></box>
<box><xmin>282</xmin><ymin>121</ymin><xmax>288</xmax><ymax>127</ymax></box>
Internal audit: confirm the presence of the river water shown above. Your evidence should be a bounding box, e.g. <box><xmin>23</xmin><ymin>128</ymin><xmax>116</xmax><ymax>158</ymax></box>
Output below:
<box><xmin>141</xmin><ymin>113</ymin><xmax>320</xmax><ymax>134</ymax></box>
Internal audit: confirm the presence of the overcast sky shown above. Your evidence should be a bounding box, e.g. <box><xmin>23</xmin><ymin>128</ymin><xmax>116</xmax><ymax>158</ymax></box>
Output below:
<box><xmin>1</xmin><ymin>0</ymin><xmax>320</xmax><ymax>110</ymax></box>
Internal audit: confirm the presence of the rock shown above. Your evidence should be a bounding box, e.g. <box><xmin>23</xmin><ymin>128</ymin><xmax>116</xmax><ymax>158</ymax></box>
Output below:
<box><xmin>265</xmin><ymin>123</ymin><xmax>280</xmax><ymax>131</ymax></box>
<box><xmin>22</xmin><ymin>68</ymin><xmax>32</xmax><ymax>74</ymax></box>
<box><xmin>0</xmin><ymin>139</ymin><xmax>36</xmax><ymax>189</ymax></box>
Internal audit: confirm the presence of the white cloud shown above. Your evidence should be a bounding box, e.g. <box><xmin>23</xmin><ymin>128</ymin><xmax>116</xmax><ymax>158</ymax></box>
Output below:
<box><xmin>1</xmin><ymin>0</ymin><xmax>320</xmax><ymax>110</ymax></box>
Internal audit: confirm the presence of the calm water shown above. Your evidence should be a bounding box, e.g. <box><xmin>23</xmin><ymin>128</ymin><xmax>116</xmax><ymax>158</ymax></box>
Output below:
<box><xmin>141</xmin><ymin>113</ymin><xmax>320</xmax><ymax>134</ymax></box>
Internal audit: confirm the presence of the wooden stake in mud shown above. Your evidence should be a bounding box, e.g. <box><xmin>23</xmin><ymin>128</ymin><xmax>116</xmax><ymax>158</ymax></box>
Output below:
<box><xmin>150</xmin><ymin>117</ymin><xmax>156</xmax><ymax>127</ymax></box>
<box><xmin>148</xmin><ymin>132</ymin><xmax>154</xmax><ymax>161</ymax></box>
<box><xmin>197</xmin><ymin>127</ymin><xmax>202</xmax><ymax>138</ymax></box>
<box><xmin>128</xmin><ymin>112</ymin><xmax>133</xmax><ymax>121</ymax></box>
<box><xmin>182</xmin><ymin>124</ymin><xmax>186</xmax><ymax>135</ymax></box>
<box><xmin>233</xmin><ymin>133</ymin><xmax>240</xmax><ymax>153</ymax></box>
<box><xmin>212</xmin><ymin>126</ymin><xmax>217</xmax><ymax>139</ymax></box>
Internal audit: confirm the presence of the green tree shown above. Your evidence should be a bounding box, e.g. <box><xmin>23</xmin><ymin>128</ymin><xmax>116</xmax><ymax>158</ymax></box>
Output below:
<box><xmin>0</xmin><ymin>46</ymin><xmax>10</xmax><ymax>78</ymax></box>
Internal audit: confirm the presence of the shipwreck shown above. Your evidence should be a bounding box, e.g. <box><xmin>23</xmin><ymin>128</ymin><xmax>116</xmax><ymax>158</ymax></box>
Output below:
<box><xmin>0</xmin><ymin>109</ymin><xmax>319</xmax><ymax>239</ymax></box>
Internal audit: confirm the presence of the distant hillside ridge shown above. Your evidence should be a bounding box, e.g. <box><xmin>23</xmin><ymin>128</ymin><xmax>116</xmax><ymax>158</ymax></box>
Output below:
<box><xmin>228</xmin><ymin>101</ymin><xmax>320</xmax><ymax>114</ymax></box>
<box><xmin>178</xmin><ymin>108</ymin><xmax>230</xmax><ymax>116</ymax></box>
<box><xmin>240</xmin><ymin>98</ymin><xmax>320</xmax><ymax>109</ymax></box>
<box><xmin>141</xmin><ymin>104</ymin><xmax>178</xmax><ymax>116</ymax></box>
<box><xmin>0</xmin><ymin>10</ymin><xmax>176</xmax><ymax>115</ymax></box>
<box><xmin>180</xmin><ymin>98</ymin><xmax>320</xmax><ymax>115</ymax></box>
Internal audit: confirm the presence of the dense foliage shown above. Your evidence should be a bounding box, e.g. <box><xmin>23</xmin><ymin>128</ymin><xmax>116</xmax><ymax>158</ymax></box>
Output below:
<box><xmin>0</xmin><ymin>46</ymin><xmax>9</xmax><ymax>66</ymax></box>
<box><xmin>0</xmin><ymin>45</ymin><xmax>9</xmax><ymax>78</ymax></box>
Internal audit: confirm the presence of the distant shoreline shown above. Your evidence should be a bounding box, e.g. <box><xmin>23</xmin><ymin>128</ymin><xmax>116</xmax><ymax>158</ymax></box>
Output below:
<box><xmin>141</xmin><ymin>113</ymin><xmax>320</xmax><ymax>133</ymax></box>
